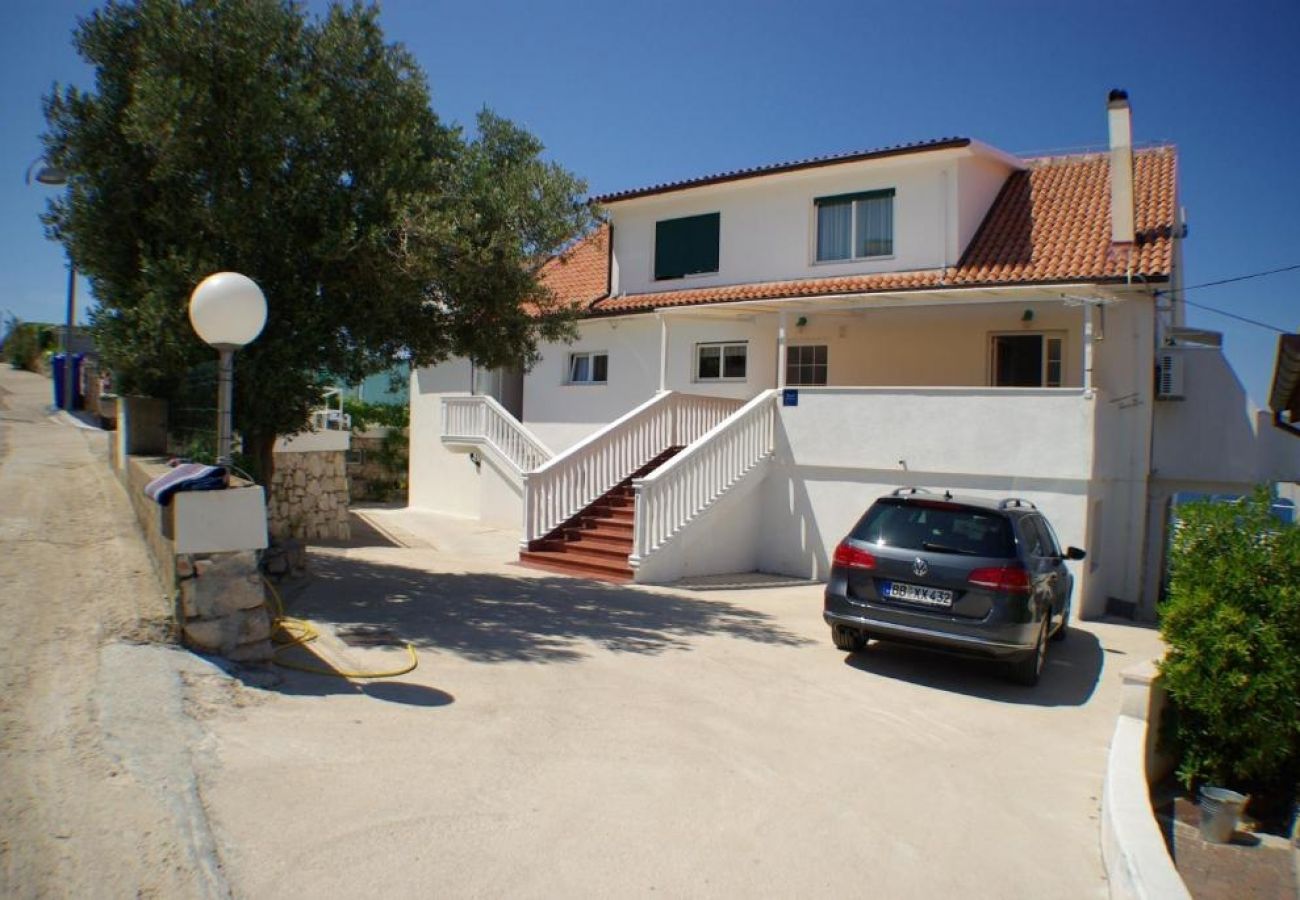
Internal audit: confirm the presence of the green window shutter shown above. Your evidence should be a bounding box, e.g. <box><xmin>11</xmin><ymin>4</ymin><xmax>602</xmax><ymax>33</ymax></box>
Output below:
<box><xmin>655</xmin><ymin>213</ymin><xmax>720</xmax><ymax>280</ymax></box>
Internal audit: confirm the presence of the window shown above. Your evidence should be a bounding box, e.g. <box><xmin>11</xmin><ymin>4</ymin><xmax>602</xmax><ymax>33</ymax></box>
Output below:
<box><xmin>990</xmin><ymin>333</ymin><xmax>1065</xmax><ymax>387</ymax></box>
<box><xmin>815</xmin><ymin>189</ymin><xmax>894</xmax><ymax>261</ymax></box>
<box><xmin>786</xmin><ymin>344</ymin><xmax>828</xmax><ymax>386</ymax></box>
<box><xmin>567</xmin><ymin>351</ymin><xmax>608</xmax><ymax>384</ymax></box>
<box><xmin>696</xmin><ymin>342</ymin><xmax>747</xmax><ymax>381</ymax></box>
<box><xmin>654</xmin><ymin>212</ymin><xmax>720</xmax><ymax>280</ymax></box>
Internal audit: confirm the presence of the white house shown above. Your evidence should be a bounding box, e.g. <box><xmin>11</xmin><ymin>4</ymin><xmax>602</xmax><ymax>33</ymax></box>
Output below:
<box><xmin>410</xmin><ymin>91</ymin><xmax>1299</xmax><ymax>621</ymax></box>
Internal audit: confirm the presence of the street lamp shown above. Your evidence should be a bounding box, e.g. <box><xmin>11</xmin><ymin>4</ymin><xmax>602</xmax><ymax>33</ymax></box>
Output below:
<box><xmin>188</xmin><ymin>272</ymin><xmax>267</xmax><ymax>466</ymax></box>
<box><xmin>25</xmin><ymin>158</ymin><xmax>76</xmax><ymax>412</ymax></box>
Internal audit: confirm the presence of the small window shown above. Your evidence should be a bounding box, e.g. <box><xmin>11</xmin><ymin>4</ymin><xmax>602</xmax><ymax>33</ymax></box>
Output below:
<box><xmin>786</xmin><ymin>345</ymin><xmax>828</xmax><ymax>386</ymax></box>
<box><xmin>655</xmin><ymin>213</ymin><xmax>720</xmax><ymax>280</ymax></box>
<box><xmin>568</xmin><ymin>351</ymin><xmax>608</xmax><ymax>384</ymax></box>
<box><xmin>991</xmin><ymin>333</ymin><xmax>1066</xmax><ymax>387</ymax></box>
<box><xmin>815</xmin><ymin>189</ymin><xmax>894</xmax><ymax>261</ymax></box>
<box><xmin>696</xmin><ymin>342</ymin><xmax>747</xmax><ymax>382</ymax></box>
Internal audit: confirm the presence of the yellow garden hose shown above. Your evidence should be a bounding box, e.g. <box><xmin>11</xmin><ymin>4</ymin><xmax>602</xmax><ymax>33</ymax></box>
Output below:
<box><xmin>262</xmin><ymin>576</ymin><xmax>418</xmax><ymax>679</ymax></box>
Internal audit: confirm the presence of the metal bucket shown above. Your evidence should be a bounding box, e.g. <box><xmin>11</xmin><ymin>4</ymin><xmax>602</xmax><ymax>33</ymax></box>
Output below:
<box><xmin>1198</xmin><ymin>786</ymin><xmax>1247</xmax><ymax>844</ymax></box>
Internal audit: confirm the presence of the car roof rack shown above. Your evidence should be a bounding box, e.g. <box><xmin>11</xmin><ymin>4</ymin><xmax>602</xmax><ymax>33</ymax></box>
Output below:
<box><xmin>998</xmin><ymin>497</ymin><xmax>1037</xmax><ymax>510</ymax></box>
<box><xmin>891</xmin><ymin>486</ymin><xmax>932</xmax><ymax>497</ymax></box>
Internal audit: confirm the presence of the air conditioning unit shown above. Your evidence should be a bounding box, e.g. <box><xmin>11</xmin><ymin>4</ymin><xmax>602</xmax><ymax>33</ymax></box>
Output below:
<box><xmin>1156</xmin><ymin>350</ymin><xmax>1185</xmax><ymax>400</ymax></box>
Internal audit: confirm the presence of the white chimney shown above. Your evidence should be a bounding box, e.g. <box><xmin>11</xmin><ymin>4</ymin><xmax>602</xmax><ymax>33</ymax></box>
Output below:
<box><xmin>1108</xmin><ymin>89</ymin><xmax>1135</xmax><ymax>245</ymax></box>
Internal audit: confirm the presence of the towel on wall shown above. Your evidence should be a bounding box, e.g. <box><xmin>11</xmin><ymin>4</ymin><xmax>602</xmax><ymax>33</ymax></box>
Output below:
<box><xmin>144</xmin><ymin>463</ymin><xmax>229</xmax><ymax>506</ymax></box>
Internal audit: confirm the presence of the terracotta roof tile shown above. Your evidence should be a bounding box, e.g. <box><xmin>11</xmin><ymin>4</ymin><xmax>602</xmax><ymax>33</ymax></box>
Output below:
<box><xmin>549</xmin><ymin>147</ymin><xmax>1177</xmax><ymax>316</ymax></box>
<box><xmin>531</xmin><ymin>225</ymin><xmax>610</xmax><ymax>313</ymax></box>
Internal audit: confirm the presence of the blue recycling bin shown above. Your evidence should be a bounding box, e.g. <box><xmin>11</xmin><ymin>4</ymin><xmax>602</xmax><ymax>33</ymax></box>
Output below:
<box><xmin>51</xmin><ymin>353</ymin><xmax>86</xmax><ymax>410</ymax></box>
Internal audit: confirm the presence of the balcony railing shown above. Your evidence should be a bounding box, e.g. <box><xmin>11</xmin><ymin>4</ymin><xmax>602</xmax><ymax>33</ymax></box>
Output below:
<box><xmin>441</xmin><ymin>395</ymin><xmax>553</xmax><ymax>475</ymax></box>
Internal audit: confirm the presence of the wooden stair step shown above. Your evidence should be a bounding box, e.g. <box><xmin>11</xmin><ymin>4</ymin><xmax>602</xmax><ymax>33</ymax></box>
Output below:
<box><xmin>519</xmin><ymin>550</ymin><xmax>633</xmax><ymax>580</ymax></box>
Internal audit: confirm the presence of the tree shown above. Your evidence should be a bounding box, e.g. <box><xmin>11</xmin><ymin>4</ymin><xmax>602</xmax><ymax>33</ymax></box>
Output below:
<box><xmin>41</xmin><ymin>0</ymin><xmax>593</xmax><ymax>479</ymax></box>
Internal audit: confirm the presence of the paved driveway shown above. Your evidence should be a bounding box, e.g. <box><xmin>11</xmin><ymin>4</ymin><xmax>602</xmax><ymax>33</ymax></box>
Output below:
<box><xmin>194</xmin><ymin>509</ymin><xmax>1162</xmax><ymax>899</ymax></box>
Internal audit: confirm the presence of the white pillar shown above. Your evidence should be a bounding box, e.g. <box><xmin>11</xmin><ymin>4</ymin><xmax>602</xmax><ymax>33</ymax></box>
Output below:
<box><xmin>776</xmin><ymin>310</ymin><xmax>788</xmax><ymax>390</ymax></box>
<box><xmin>658</xmin><ymin>314</ymin><xmax>668</xmax><ymax>392</ymax></box>
<box><xmin>1083</xmin><ymin>304</ymin><xmax>1095</xmax><ymax>399</ymax></box>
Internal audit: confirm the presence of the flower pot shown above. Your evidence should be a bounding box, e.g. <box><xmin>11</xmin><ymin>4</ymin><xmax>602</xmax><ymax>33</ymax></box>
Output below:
<box><xmin>1198</xmin><ymin>786</ymin><xmax>1248</xmax><ymax>844</ymax></box>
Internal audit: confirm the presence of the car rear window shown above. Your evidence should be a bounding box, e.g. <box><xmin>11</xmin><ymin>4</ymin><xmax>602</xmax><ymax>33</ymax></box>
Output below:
<box><xmin>850</xmin><ymin>500</ymin><xmax>1017</xmax><ymax>558</ymax></box>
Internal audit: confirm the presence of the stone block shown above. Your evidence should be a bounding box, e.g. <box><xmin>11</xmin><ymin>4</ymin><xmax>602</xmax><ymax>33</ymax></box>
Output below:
<box><xmin>228</xmin><ymin>639</ymin><xmax>273</xmax><ymax>663</ymax></box>
<box><xmin>237</xmin><ymin>608</ymin><xmax>272</xmax><ymax>644</ymax></box>
<box><xmin>183</xmin><ymin>617</ymin><xmax>237</xmax><ymax>653</ymax></box>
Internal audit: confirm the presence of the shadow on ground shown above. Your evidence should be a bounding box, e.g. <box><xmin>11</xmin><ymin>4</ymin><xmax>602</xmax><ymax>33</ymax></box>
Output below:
<box><xmin>278</xmin><ymin>552</ymin><xmax>811</xmax><ymax>665</ymax></box>
<box><xmin>843</xmin><ymin>629</ymin><xmax>1105</xmax><ymax>707</ymax></box>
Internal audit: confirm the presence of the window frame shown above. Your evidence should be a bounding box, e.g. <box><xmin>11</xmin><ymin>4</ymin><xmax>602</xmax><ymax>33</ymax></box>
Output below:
<box><xmin>694</xmin><ymin>341</ymin><xmax>748</xmax><ymax>383</ymax></box>
<box><xmin>812</xmin><ymin>188</ymin><xmax>896</xmax><ymax>264</ymax></box>
<box><xmin>785</xmin><ymin>343</ymin><xmax>829</xmax><ymax>386</ymax></box>
<box><xmin>653</xmin><ymin>212</ymin><xmax>721</xmax><ymax>281</ymax></box>
<box><xmin>566</xmin><ymin>350</ymin><xmax>609</xmax><ymax>385</ymax></box>
<box><xmin>987</xmin><ymin>331</ymin><xmax>1068</xmax><ymax>388</ymax></box>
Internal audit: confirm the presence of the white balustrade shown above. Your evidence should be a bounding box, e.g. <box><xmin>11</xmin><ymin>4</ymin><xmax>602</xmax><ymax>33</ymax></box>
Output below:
<box><xmin>630</xmin><ymin>390</ymin><xmax>778</xmax><ymax>563</ymax></box>
<box><xmin>440</xmin><ymin>395</ymin><xmax>553</xmax><ymax>475</ymax></box>
<box><xmin>522</xmin><ymin>391</ymin><xmax>742</xmax><ymax>546</ymax></box>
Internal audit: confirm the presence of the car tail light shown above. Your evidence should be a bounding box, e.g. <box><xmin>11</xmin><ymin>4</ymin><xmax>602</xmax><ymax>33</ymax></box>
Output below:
<box><xmin>968</xmin><ymin>565</ymin><xmax>1031</xmax><ymax>594</ymax></box>
<box><xmin>832</xmin><ymin>541</ymin><xmax>877</xmax><ymax>570</ymax></box>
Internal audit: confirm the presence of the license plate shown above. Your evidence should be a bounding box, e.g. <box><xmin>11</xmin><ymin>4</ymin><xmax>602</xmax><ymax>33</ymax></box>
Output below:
<box><xmin>882</xmin><ymin>581</ymin><xmax>954</xmax><ymax>608</ymax></box>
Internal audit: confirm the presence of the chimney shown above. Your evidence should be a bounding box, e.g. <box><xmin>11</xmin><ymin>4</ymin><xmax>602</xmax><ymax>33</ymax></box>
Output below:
<box><xmin>1107</xmin><ymin>89</ymin><xmax>1135</xmax><ymax>245</ymax></box>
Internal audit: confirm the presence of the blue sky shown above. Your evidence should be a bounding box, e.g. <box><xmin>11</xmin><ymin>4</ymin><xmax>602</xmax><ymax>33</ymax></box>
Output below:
<box><xmin>2</xmin><ymin>0</ymin><xmax>1297</xmax><ymax>404</ymax></box>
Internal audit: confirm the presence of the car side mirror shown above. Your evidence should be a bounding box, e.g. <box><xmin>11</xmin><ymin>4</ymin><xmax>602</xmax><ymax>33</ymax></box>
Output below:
<box><xmin>1065</xmin><ymin>546</ymin><xmax>1086</xmax><ymax>561</ymax></box>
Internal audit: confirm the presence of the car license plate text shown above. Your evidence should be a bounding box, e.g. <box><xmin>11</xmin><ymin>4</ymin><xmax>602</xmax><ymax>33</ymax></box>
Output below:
<box><xmin>883</xmin><ymin>581</ymin><xmax>954</xmax><ymax>607</ymax></box>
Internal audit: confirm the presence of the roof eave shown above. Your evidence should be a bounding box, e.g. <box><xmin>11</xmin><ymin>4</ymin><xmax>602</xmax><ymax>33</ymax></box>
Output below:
<box><xmin>594</xmin><ymin>138</ymin><xmax>973</xmax><ymax>205</ymax></box>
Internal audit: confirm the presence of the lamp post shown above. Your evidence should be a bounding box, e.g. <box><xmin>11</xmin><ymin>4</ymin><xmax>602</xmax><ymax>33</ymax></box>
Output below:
<box><xmin>25</xmin><ymin>159</ymin><xmax>76</xmax><ymax>412</ymax></box>
<box><xmin>188</xmin><ymin>272</ymin><xmax>267</xmax><ymax>466</ymax></box>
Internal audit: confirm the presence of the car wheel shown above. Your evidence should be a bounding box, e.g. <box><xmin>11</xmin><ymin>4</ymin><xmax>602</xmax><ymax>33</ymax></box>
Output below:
<box><xmin>1008</xmin><ymin>618</ymin><xmax>1048</xmax><ymax>686</ymax></box>
<box><xmin>831</xmin><ymin>626</ymin><xmax>866</xmax><ymax>653</ymax></box>
<box><xmin>1050</xmin><ymin>600</ymin><xmax>1070</xmax><ymax>643</ymax></box>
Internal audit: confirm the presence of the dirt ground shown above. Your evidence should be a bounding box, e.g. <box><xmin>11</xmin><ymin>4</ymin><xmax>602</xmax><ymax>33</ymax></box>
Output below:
<box><xmin>0</xmin><ymin>367</ymin><xmax>218</xmax><ymax>898</ymax></box>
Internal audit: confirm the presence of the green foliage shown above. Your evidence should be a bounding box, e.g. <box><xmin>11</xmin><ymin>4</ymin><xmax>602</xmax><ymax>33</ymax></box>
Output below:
<box><xmin>3</xmin><ymin>316</ymin><xmax>58</xmax><ymax>372</ymax></box>
<box><xmin>40</xmin><ymin>0</ymin><xmax>594</xmax><ymax>472</ymax></box>
<box><xmin>1159</xmin><ymin>488</ymin><xmax>1300</xmax><ymax>792</ymax></box>
<box><xmin>342</xmin><ymin>397</ymin><xmax>408</xmax><ymax>431</ymax></box>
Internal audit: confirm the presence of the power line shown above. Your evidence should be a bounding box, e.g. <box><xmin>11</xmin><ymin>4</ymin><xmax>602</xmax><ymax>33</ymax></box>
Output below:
<box><xmin>1161</xmin><ymin>262</ymin><xmax>1300</xmax><ymax>297</ymax></box>
<box><xmin>1179</xmin><ymin>298</ymin><xmax>1288</xmax><ymax>334</ymax></box>
<box><xmin>1152</xmin><ymin>262</ymin><xmax>1299</xmax><ymax>334</ymax></box>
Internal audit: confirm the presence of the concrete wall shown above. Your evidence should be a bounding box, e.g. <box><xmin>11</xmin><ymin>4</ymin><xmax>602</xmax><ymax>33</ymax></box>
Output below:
<box><xmin>1085</xmin><ymin>299</ymin><xmax>1157</xmax><ymax>617</ymax></box>
<box><xmin>632</xmin><ymin>460</ymin><xmax>769</xmax><ymax>583</ymax></box>
<box><xmin>409</xmin><ymin>360</ymin><xmax>527</xmax><ymax>532</ymax></box>
<box><xmin>758</xmin><ymin>388</ymin><xmax>1094</xmax><ymax>590</ymax></box>
<box><xmin>607</xmin><ymin>145</ymin><xmax>1015</xmax><ymax>296</ymax></box>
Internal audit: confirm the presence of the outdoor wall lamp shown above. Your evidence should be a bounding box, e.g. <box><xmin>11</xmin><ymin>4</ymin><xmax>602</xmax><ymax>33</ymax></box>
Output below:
<box><xmin>188</xmin><ymin>272</ymin><xmax>267</xmax><ymax>466</ymax></box>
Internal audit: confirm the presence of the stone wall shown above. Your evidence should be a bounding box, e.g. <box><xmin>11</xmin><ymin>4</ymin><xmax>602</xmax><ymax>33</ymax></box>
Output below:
<box><xmin>113</xmin><ymin>451</ymin><xmax>272</xmax><ymax>662</ymax></box>
<box><xmin>269</xmin><ymin>449</ymin><xmax>350</xmax><ymax>542</ymax></box>
<box><xmin>347</xmin><ymin>428</ymin><xmax>408</xmax><ymax>502</ymax></box>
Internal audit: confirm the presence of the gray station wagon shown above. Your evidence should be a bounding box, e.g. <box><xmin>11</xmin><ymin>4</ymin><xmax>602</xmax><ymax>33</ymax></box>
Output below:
<box><xmin>822</xmin><ymin>488</ymin><xmax>1086</xmax><ymax>685</ymax></box>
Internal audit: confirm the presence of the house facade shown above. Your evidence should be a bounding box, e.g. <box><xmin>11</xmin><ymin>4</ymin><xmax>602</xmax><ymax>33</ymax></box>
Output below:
<box><xmin>410</xmin><ymin>92</ymin><xmax>1299</xmax><ymax>621</ymax></box>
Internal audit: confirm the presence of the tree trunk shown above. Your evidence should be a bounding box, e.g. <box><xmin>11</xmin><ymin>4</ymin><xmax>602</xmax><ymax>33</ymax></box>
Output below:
<box><xmin>243</xmin><ymin>431</ymin><xmax>277</xmax><ymax>487</ymax></box>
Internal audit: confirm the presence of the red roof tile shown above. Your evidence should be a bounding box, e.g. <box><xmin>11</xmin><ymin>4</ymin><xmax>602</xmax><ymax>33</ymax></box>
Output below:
<box><xmin>542</xmin><ymin>147</ymin><xmax>1177</xmax><ymax>316</ymax></box>
<box><xmin>531</xmin><ymin>225</ymin><xmax>610</xmax><ymax>313</ymax></box>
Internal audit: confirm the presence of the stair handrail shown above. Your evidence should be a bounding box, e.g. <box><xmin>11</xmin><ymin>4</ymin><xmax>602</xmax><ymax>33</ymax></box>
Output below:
<box><xmin>630</xmin><ymin>389</ymin><xmax>778</xmax><ymax>563</ymax></box>
<box><xmin>522</xmin><ymin>391</ymin><xmax>741</xmax><ymax>547</ymax></box>
<box><xmin>441</xmin><ymin>394</ymin><xmax>553</xmax><ymax>475</ymax></box>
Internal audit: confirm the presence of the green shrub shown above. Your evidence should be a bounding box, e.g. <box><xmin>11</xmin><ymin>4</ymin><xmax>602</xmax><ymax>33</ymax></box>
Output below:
<box><xmin>1159</xmin><ymin>487</ymin><xmax>1300</xmax><ymax>792</ymax></box>
<box><xmin>342</xmin><ymin>397</ymin><xmax>408</xmax><ymax>431</ymax></box>
<box><xmin>3</xmin><ymin>317</ymin><xmax>57</xmax><ymax>372</ymax></box>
